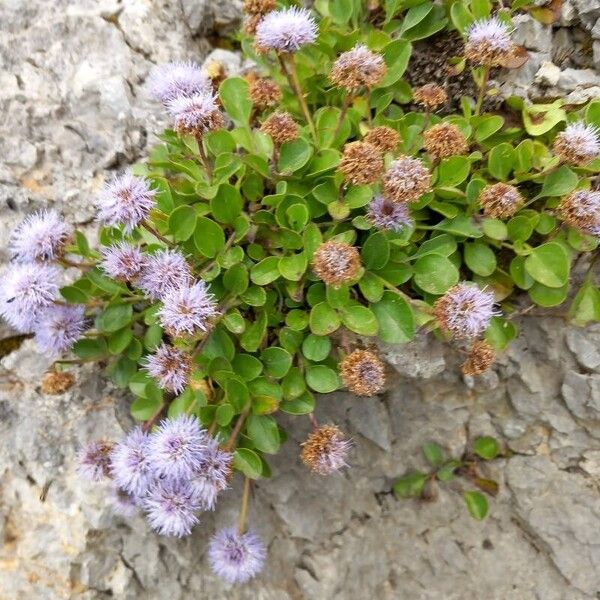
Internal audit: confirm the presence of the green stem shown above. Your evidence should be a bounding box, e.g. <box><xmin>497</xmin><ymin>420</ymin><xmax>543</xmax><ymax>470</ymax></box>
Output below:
<box><xmin>196</xmin><ymin>135</ymin><xmax>213</xmax><ymax>182</ymax></box>
<box><xmin>238</xmin><ymin>477</ymin><xmax>251</xmax><ymax>535</ymax></box>
<box><xmin>474</xmin><ymin>65</ymin><xmax>491</xmax><ymax>116</ymax></box>
<box><xmin>142</xmin><ymin>222</ymin><xmax>175</xmax><ymax>247</ymax></box>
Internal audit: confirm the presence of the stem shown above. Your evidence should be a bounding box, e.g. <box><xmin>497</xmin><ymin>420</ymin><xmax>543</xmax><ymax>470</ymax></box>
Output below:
<box><xmin>308</xmin><ymin>413</ymin><xmax>319</xmax><ymax>429</ymax></box>
<box><xmin>334</xmin><ymin>93</ymin><xmax>353</xmax><ymax>140</ymax></box>
<box><xmin>143</xmin><ymin>402</ymin><xmax>167</xmax><ymax>433</ymax></box>
<box><xmin>196</xmin><ymin>135</ymin><xmax>213</xmax><ymax>182</ymax></box>
<box><xmin>238</xmin><ymin>477</ymin><xmax>251</xmax><ymax>535</ymax></box>
<box><xmin>365</xmin><ymin>89</ymin><xmax>372</xmax><ymax>126</ymax></box>
<box><xmin>59</xmin><ymin>257</ymin><xmax>96</xmax><ymax>270</ymax></box>
<box><xmin>142</xmin><ymin>222</ymin><xmax>175</xmax><ymax>247</ymax></box>
<box><xmin>474</xmin><ymin>65</ymin><xmax>491</xmax><ymax>116</ymax></box>
<box><xmin>224</xmin><ymin>406</ymin><xmax>251</xmax><ymax>452</ymax></box>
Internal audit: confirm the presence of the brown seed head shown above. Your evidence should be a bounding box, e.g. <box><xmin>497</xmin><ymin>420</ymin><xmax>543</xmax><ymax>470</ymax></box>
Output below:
<box><xmin>413</xmin><ymin>83</ymin><xmax>448</xmax><ymax>110</ymax></box>
<box><xmin>478</xmin><ymin>183</ymin><xmax>524</xmax><ymax>219</ymax></box>
<box><xmin>340</xmin><ymin>349</ymin><xmax>386</xmax><ymax>397</ymax></box>
<box><xmin>338</xmin><ymin>141</ymin><xmax>384</xmax><ymax>185</ymax></box>
<box><xmin>249</xmin><ymin>77</ymin><xmax>282</xmax><ymax>109</ymax></box>
<box><xmin>260</xmin><ymin>111</ymin><xmax>299</xmax><ymax>145</ymax></box>
<box><xmin>558</xmin><ymin>190</ymin><xmax>600</xmax><ymax>234</ymax></box>
<box><xmin>244</xmin><ymin>14</ymin><xmax>264</xmax><ymax>35</ymax></box>
<box><xmin>244</xmin><ymin>0</ymin><xmax>276</xmax><ymax>15</ymax></box>
<box><xmin>465</xmin><ymin>41</ymin><xmax>514</xmax><ymax>67</ymax></box>
<box><xmin>553</xmin><ymin>123</ymin><xmax>600</xmax><ymax>167</ymax></box>
<box><xmin>313</xmin><ymin>241</ymin><xmax>361</xmax><ymax>287</ymax></box>
<box><xmin>330</xmin><ymin>45</ymin><xmax>387</xmax><ymax>91</ymax></box>
<box><xmin>423</xmin><ymin>123</ymin><xmax>469</xmax><ymax>161</ymax></box>
<box><xmin>363</xmin><ymin>126</ymin><xmax>401</xmax><ymax>152</ymax></box>
<box><xmin>383</xmin><ymin>155</ymin><xmax>432</xmax><ymax>204</ymax></box>
<box><xmin>175</xmin><ymin>109</ymin><xmax>225</xmax><ymax>138</ymax></box>
<box><xmin>41</xmin><ymin>371</ymin><xmax>76</xmax><ymax>395</ymax></box>
<box><xmin>301</xmin><ymin>424</ymin><xmax>351</xmax><ymax>475</ymax></box>
<box><xmin>461</xmin><ymin>340</ymin><xmax>496</xmax><ymax>376</ymax></box>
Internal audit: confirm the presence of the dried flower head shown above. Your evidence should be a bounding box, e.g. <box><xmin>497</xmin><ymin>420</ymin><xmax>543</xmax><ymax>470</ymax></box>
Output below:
<box><xmin>465</xmin><ymin>17</ymin><xmax>514</xmax><ymax>66</ymax></box>
<box><xmin>167</xmin><ymin>92</ymin><xmax>225</xmax><ymax>137</ymax></box>
<box><xmin>249</xmin><ymin>77</ymin><xmax>282</xmax><ymax>109</ymax></box>
<box><xmin>553</xmin><ymin>122</ymin><xmax>600</xmax><ymax>167</ymax></box>
<box><xmin>383</xmin><ymin>156</ymin><xmax>432</xmax><ymax>204</ymax></box>
<box><xmin>339</xmin><ymin>349</ymin><xmax>386</xmax><ymax>397</ymax></box>
<box><xmin>461</xmin><ymin>340</ymin><xmax>496</xmax><ymax>376</ymax></box>
<box><xmin>558</xmin><ymin>190</ymin><xmax>600</xmax><ymax>236</ymax></box>
<box><xmin>158</xmin><ymin>281</ymin><xmax>219</xmax><ymax>338</ymax></box>
<box><xmin>138</xmin><ymin>249</ymin><xmax>192</xmax><ymax>300</ymax></box>
<box><xmin>413</xmin><ymin>83</ymin><xmax>448</xmax><ymax>110</ymax></box>
<box><xmin>255</xmin><ymin>7</ymin><xmax>317</xmax><ymax>53</ymax></box>
<box><xmin>368</xmin><ymin>195</ymin><xmax>413</xmax><ymax>232</ymax></box>
<box><xmin>77</xmin><ymin>440</ymin><xmax>113</xmax><ymax>482</ymax></box>
<box><xmin>143</xmin><ymin>343</ymin><xmax>192</xmax><ymax>394</ymax></box>
<box><xmin>10</xmin><ymin>210</ymin><xmax>72</xmax><ymax>263</ymax></box>
<box><xmin>301</xmin><ymin>424</ymin><xmax>352</xmax><ymax>475</ymax></box>
<box><xmin>244</xmin><ymin>0</ymin><xmax>275</xmax><ymax>15</ymax></box>
<box><xmin>41</xmin><ymin>371</ymin><xmax>76</xmax><ymax>395</ymax></box>
<box><xmin>478</xmin><ymin>183</ymin><xmax>524</xmax><ymax>219</ymax></box>
<box><xmin>363</xmin><ymin>126</ymin><xmax>401</xmax><ymax>152</ymax></box>
<box><xmin>110</xmin><ymin>486</ymin><xmax>139</xmax><ymax>518</ymax></box>
<box><xmin>34</xmin><ymin>304</ymin><xmax>86</xmax><ymax>355</ymax></box>
<box><xmin>312</xmin><ymin>241</ymin><xmax>361</xmax><ymax>287</ymax></box>
<box><xmin>434</xmin><ymin>283</ymin><xmax>496</xmax><ymax>339</ymax></box>
<box><xmin>260</xmin><ymin>111</ymin><xmax>299</xmax><ymax>145</ymax></box>
<box><xmin>338</xmin><ymin>141</ymin><xmax>384</xmax><ymax>185</ymax></box>
<box><xmin>245</xmin><ymin>13</ymin><xmax>264</xmax><ymax>35</ymax></box>
<box><xmin>423</xmin><ymin>123</ymin><xmax>469</xmax><ymax>161</ymax></box>
<box><xmin>96</xmin><ymin>172</ymin><xmax>156</xmax><ymax>232</ymax></box>
<box><xmin>148</xmin><ymin>61</ymin><xmax>211</xmax><ymax>105</ymax></box>
<box><xmin>191</xmin><ymin>437</ymin><xmax>233</xmax><ymax>510</ymax></box>
<box><xmin>100</xmin><ymin>242</ymin><xmax>147</xmax><ymax>282</ymax></box>
<box><xmin>330</xmin><ymin>45</ymin><xmax>387</xmax><ymax>91</ymax></box>
<box><xmin>110</xmin><ymin>427</ymin><xmax>152</xmax><ymax>497</ymax></box>
<box><xmin>208</xmin><ymin>528</ymin><xmax>267</xmax><ymax>584</ymax></box>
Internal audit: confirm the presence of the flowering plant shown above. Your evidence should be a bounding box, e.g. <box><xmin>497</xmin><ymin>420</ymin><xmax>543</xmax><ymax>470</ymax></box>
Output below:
<box><xmin>3</xmin><ymin>0</ymin><xmax>600</xmax><ymax>583</ymax></box>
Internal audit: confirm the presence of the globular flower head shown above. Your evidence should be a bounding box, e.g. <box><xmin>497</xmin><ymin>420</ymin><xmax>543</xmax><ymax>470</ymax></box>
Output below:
<box><xmin>553</xmin><ymin>122</ymin><xmax>600</xmax><ymax>167</ymax></box>
<box><xmin>434</xmin><ymin>283</ymin><xmax>496</xmax><ymax>339</ymax></box>
<box><xmin>479</xmin><ymin>183</ymin><xmax>524</xmax><ymax>219</ymax></box>
<box><xmin>77</xmin><ymin>440</ymin><xmax>114</xmax><ymax>482</ymax></box>
<box><xmin>208</xmin><ymin>528</ymin><xmax>266</xmax><ymax>584</ymax></box>
<box><xmin>423</xmin><ymin>123</ymin><xmax>469</xmax><ymax>161</ymax></box>
<box><xmin>312</xmin><ymin>241</ymin><xmax>361</xmax><ymax>288</ymax></box>
<box><xmin>110</xmin><ymin>486</ymin><xmax>139</xmax><ymax>518</ymax></box>
<box><xmin>383</xmin><ymin>156</ymin><xmax>432</xmax><ymax>204</ymax></box>
<box><xmin>338</xmin><ymin>141</ymin><xmax>384</xmax><ymax>185</ymax></box>
<box><xmin>148</xmin><ymin>61</ymin><xmax>212</xmax><ymax>104</ymax></box>
<box><xmin>558</xmin><ymin>190</ymin><xmax>600</xmax><ymax>236</ymax></box>
<box><xmin>249</xmin><ymin>77</ymin><xmax>282</xmax><ymax>109</ymax></box>
<box><xmin>363</xmin><ymin>126</ymin><xmax>401</xmax><ymax>152</ymax></box>
<box><xmin>0</xmin><ymin>263</ymin><xmax>59</xmax><ymax>332</ymax></box>
<box><xmin>191</xmin><ymin>436</ymin><xmax>233</xmax><ymax>510</ymax></box>
<box><xmin>10</xmin><ymin>210</ymin><xmax>72</xmax><ymax>263</ymax></box>
<box><xmin>143</xmin><ymin>343</ymin><xmax>192</xmax><ymax>395</ymax></box>
<box><xmin>368</xmin><ymin>195</ymin><xmax>413</xmax><ymax>233</ymax></box>
<box><xmin>110</xmin><ymin>426</ymin><xmax>152</xmax><ymax>497</ymax></box>
<box><xmin>244</xmin><ymin>0</ymin><xmax>276</xmax><ymax>15</ymax></box>
<box><xmin>413</xmin><ymin>83</ymin><xmax>448</xmax><ymax>110</ymax></box>
<box><xmin>158</xmin><ymin>281</ymin><xmax>219</xmax><ymax>338</ymax></box>
<box><xmin>100</xmin><ymin>242</ymin><xmax>147</xmax><ymax>282</ymax></box>
<box><xmin>465</xmin><ymin>17</ymin><xmax>514</xmax><ymax>66</ymax></box>
<box><xmin>41</xmin><ymin>371</ymin><xmax>76</xmax><ymax>395</ymax></box>
<box><xmin>461</xmin><ymin>339</ymin><xmax>496</xmax><ymax>376</ymax></box>
<box><xmin>167</xmin><ymin>92</ymin><xmax>225</xmax><ymax>137</ymax></box>
<box><xmin>34</xmin><ymin>304</ymin><xmax>86</xmax><ymax>355</ymax></box>
<box><xmin>340</xmin><ymin>349</ymin><xmax>386</xmax><ymax>397</ymax></box>
<box><xmin>96</xmin><ymin>172</ymin><xmax>156</xmax><ymax>232</ymax></box>
<box><xmin>255</xmin><ymin>7</ymin><xmax>317</xmax><ymax>53</ymax></box>
<box><xmin>260</xmin><ymin>111</ymin><xmax>299</xmax><ymax>146</ymax></box>
<box><xmin>137</xmin><ymin>249</ymin><xmax>192</xmax><ymax>300</ymax></box>
<box><xmin>301</xmin><ymin>424</ymin><xmax>352</xmax><ymax>475</ymax></box>
<box><xmin>142</xmin><ymin>477</ymin><xmax>201</xmax><ymax>537</ymax></box>
<box><xmin>330</xmin><ymin>45</ymin><xmax>387</xmax><ymax>91</ymax></box>
<box><xmin>147</xmin><ymin>415</ymin><xmax>208</xmax><ymax>481</ymax></box>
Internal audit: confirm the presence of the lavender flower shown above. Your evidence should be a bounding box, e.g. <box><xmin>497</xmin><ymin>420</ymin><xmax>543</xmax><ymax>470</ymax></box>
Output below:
<box><xmin>142</xmin><ymin>477</ymin><xmax>201</xmax><ymax>537</ymax></box>
<box><xmin>553</xmin><ymin>122</ymin><xmax>600</xmax><ymax>166</ymax></box>
<box><xmin>208</xmin><ymin>528</ymin><xmax>266</xmax><ymax>584</ymax></box>
<box><xmin>110</xmin><ymin>427</ymin><xmax>152</xmax><ymax>497</ymax></box>
<box><xmin>330</xmin><ymin>45</ymin><xmax>387</xmax><ymax>91</ymax></box>
<box><xmin>147</xmin><ymin>415</ymin><xmax>208</xmax><ymax>481</ymax></box>
<box><xmin>34</xmin><ymin>304</ymin><xmax>86</xmax><ymax>355</ymax></box>
<box><xmin>158</xmin><ymin>281</ymin><xmax>219</xmax><ymax>338</ymax></box>
<box><xmin>100</xmin><ymin>242</ymin><xmax>147</xmax><ymax>281</ymax></box>
<box><xmin>191</xmin><ymin>437</ymin><xmax>232</xmax><ymax>510</ymax></box>
<box><xmin>143</xmin><ymin>343</ymin><xmax>192</xmax><ymax>394</ymax></box>
<box><xmin>368</xmin><ymin>195</ymin><xmax>413</xmax><ymax>232</ymax></box>
<box><xmin>301</xmin><ymin>425</ymin><xmax>352</xmax><ymax>475</ymax></box>
<box><xmin>96</xmin><ymin>172</ymin><xmax>156</xmax><ymax>232</ymax></box>
<box><xmin>382</xmin><ymin>156</ymin><xmax>432</xmax><ymax>204</ymax></box>
<box><xmin>465</xmin><ymin>17</ymin><xmax>514</xmax><ymax>66</ymax></box>
<box><xmin>255</xmin><ymin>7</ymin><xmax>317</xmax><ymax>53</ymax></box>
<box><xmin>77</xmin><ymin>440</ymin><xmax>113</xmax><ymax>482</ymax></box>
<box><xmin>10</xmin><ymin>210</ymin><xmax>72</xmax><ymax>263</ymax></box>
<box><xmin>110</xmin><ymin>486</ymin><xmax>139</xmax><ymax>518</ymax></box>
<box><xmin>559</xmin><ymin>190</ymin><xmax>600</xmax><ymax>236</ymax></box>
<box><xmin>166</xmin><ymin>92</ymin><xmax>224</xmax><ymax>136</ymax></box>
<box><xmin>137</xmin><ymin>249</ymin><xmax>192</xmax><ymax>300</ymax></box>
<box><xmin>148</xmin><ymin>61</ymin><xmax>211</xmax><ymax>104</ymax></box>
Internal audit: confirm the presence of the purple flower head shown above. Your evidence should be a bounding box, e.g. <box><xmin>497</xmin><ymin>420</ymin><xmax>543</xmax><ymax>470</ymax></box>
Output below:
<box><xmin>10</xmin><ymin>210</ymin><xmax>72</xmax><ymax>263</ymax></box>
<box><xmin>34</xmin><ymin>304</ymin><xmax>86</xmax><ymax>355</ymax></box>
<box><xmin>96</xmin><ymin>172</ymin><xmax>156</xmax><ymax>232</ymax></box>
<box><xmin>100</xmin><ymin>242</ymin><xmax>147</xmax><ymax>282</ymax></box>
<box><xmin>110</xmin><ymin>426</ymin><xmax>152</xmax><ymax>497</ymax></box>
<box><xmin>467</xmin><ymin>17</ymin><xmax>512</xmax><ymax>51</ymax></box>
<box><xmin>191</xmin><ymin>437</ymin><xmax>232</xmax><ymax>510</ymax></box>
<box><xmin>0</xmin><ymin>263</ymin><xmax>59</xmax><ymax>332</ymax></box>
<box><xmin>208</xmin><ymin>528</ymin><xmax>266</xmax><ymax>584</ymax></box>
<box><xmin>77</xmin><ymin>440</ymin><xmax>114</xmax><ymax>482</ymax></box>
<box><xmin>143</xmin><ymin>343</ymin><xmax>191</xmax><ymax>394</ymax></box>
<box><xmin>148</xmin><ymin>61</ymin><xmax>211</xmax><ymax>104</ymax></box>
<box><xmin>158</xmin><ymin>281</ymin><xmax>219</xmax><ymax>338</ymax></box>
<box><xmin>142</xmin><ymin>477</ymin><xmax>201</xmax><ymax>537</ymax></box>
<box><xmin>368</xmin><ymin>195</ymin><xmax>413</xmax><ymax>232</ymax></box>
<box><xmin>255</xmin><ymin>7</ymin><xmax>317</xmax><ymax>53</ymax></box>
<box><xmin>554</xmin><ymin>122</ymin><xmax>600</xmax><ymax>166</ymax></box>
<box><xmin>137</xmin><ymin>249</ymin><xmax>192</xmax><ymax>300</ymax></box>
<box><xmin>110</xmin><ymin>486</ymin><xmax>139</xmax><ymax>518</ymax></box>
<box><xmin>147</xmin><ymin>415</ymin><xmax>208</xmax><ymax>481</ymax></box>
<box><xmin>301</xmin><ymin>425</ymin><xmax>352</xmax><ymax>475</ymax></box>
<box><xmin>166</xmin><ymin>92</ymin><xmax>224</xmax><ymax>135</ymax></box>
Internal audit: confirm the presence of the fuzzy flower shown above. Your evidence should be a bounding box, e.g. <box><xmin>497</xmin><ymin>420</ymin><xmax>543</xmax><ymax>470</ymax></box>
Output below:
<box><xmin>558</xmin><ymin>190</ymin><xmax>600</xmax><ymax>236</ymax></box>
<box><xmin>110</xmin><ymin>486</ymin><xmax>139</xmax><ymax>518</ymax></box>
<box><xmin>338</xmin><ymin>141</ymin><xmax>384</xmax><ymax>185</ymax></box>
<box><xmin>478</xmin><ymin>183</ymin><xmax>524</xmax><ymax>219</ymax></box>
<box><xmin>553</xmin><ymin>122</ymin><xmax>600</xmax><ymax>167</ymax></box>
<box><xmin>147</xmin><ymin>415</ymin><xmax>208</xmax><ymax>481</ymax></box>
<box><xmin>40</xmin><ymin>371</ymin><xmax>76</xmax><ymax>395</ymax></box>
<box><xmin>368</xmin><ymin>195</ymin><xmax>413</xmax><ymax>232</ymax></box>
<box><xmin>100</xmin><ymin>242</ymin><xmax>147</xmax><ymax>282</ymax></box>
<box><xmin>143</xmin><ymin>478</ymin><xmax>201</xmax><ymax>537</ymax></box>
<box><xmin>423</xmin><ymin>123</ymin><xmax>469</xmax><ymax>161</ymax></box>
<box><xmin>158</xmin><ymin>281</ymin><xmax>219</xmax><ymax>338</ymax></box>
<box><xmin>330</xmin><ymin>45</ymin><xmax>387</xmax><ymax>91</ymax></box>
<box><xmin>0</xmin><ymin>263</ymin><xmax>59</xmax><ymax>332</ymax></box>
<box><xmin>339</xmin><ymin>349</ymin><xmax>386</xmax><ymax>397</ymax></box>
<box><xmin>10</xmin><ymin>210</ymin><xmax>72</xmax><ymax>263</ymax></box>
<box><xmin>465</xmin><ymin>17</ymin><xmax>514</xmax><ymax>66</ymax></box>
<box><xmin>312</xmin><ymin>241</ymin><xmax>361</xmax><ymax>288</ymax></box>
<box><xmin>434</xmin><ymin>283</ymin><xmax>496</xmax><ymax>339</ymax></box>
<box><xmin>34</xmin><ymin>304</ymin><xmax>86</xmax><ymax>355</ymax></box>
<box><xmin>137</xmin><ymin>249</ymin><xmax>192</xmax><ymax>300</ymax></box>
<box><xmin>260</xmin><ymin>111</ymin><xmax>299</xmax><ymax>146</ymax></box>
<box><xmin>167</xmin><ymin>92</ymin><xmax>225</xmax><ymax>137</ymax></box>
<box><xmin>255</xmin><ymin>7</ymin><xmax>317</xmax><ymax>53</ymax></box>
<box><xmin>110</xmin><ymin>427</ymin><xmax>152</xmax><ymax>497</ymax></box>
<box><xmin>461</xmin><ymin>339</ymin><xmax>496</xmax><ymax>376</ymax></box>
<box><xmin>208</xmin><ymin>528</ymin><xmax>267</xmax><ymax>584</ymax></box>
<box><xmin>363</xmin><ymin>126</ymin><xmax>401</xmax><ymax>152</ymax></box>
<box><xmin>249</xmin><ymin>77</ymin><xmax>282</xmax><ymax>109</ymax></box>
<box><xmin>148</xmin><ymin>61</ymin><xmax>211</xmax><ymax>105</ymax></box>
<box><xmin>77</xmin><ymin>440</ymin><xmax>114</xmax><ymax>482</ymax></box>
<box><xmin>244</xmin><ymin>0</ymin><xmax>276</xmax><ymax>15</ymax></box>
<box><xmin>413</xmin><ymin>83</ymin><xmax>448</xmax><ymax>110</ymax></box>
<box><xmin>382</xmin><ymin>156</ymin><xmax>432</xmax><ymax>204</ymax></box>
<box><xmin>143</xmin><ymin>343</ymin><xmax>192</xmax><ymax>395</ymax></box>
<box><xmin>301</xmin><ymin>424</ymin><xmax>352</xmax><ymax>475</ymax></box>
<box><xmin>96</xmin><ymin>172</ymin><xmax>156</xmax><ymax>232</ymax></box>
<box><xmin>191</xmin><ymin>437</ymin><xmax>233</xmax><ymax>510</ymax></box>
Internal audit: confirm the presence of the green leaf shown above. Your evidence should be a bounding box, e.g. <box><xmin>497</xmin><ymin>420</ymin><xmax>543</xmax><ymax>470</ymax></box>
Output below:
<box><xmin>372</xmin><ymin>291</ymin><xmax>415</xmax><ymax>343</ymax></box>
<box><xmin>437</xmin><ymin>459</ymin><xmax>461</xmax><ymax>482</ymax></box>
<box><xmin>130</xmin><ymin>395</ymin><xmax>161</xmax><ymax>421</ymax></box>
<box><xmin>393</xmin><ymin>472</ymin><xmax>427</xmax><ymax>498</ymax></box>
<box><xmin>108</xmin><ymin>328</ymin><xmax>134</xmax><ymax>354</ymax></box>
<box><xmin>251</xmin><ymin>256</ymin><xmax>281</xmax><ymax>286</ymax></box>
<box><xmin>464</xmin><ymin>491</ymin><xmax>489</xmax><ymax>520</ymax></box>
<box><xmin>524</xmin><ymin>242</ymin><xmax>570</xmax><ymax>288</ymax></box>
<box><xmin>482</xmin><ymin>218</ymin><xmax>508</xmax><ymax>241</ymax></box>
<box><xmin>95</xmin><ymin>304</ymin><xmax>133</xmax><ymax>333</ymax></box>
<box><xmin>281</xmin><ymin>367</ymin><xmax>307</xmax><ymax>400</ymax></box>
<box><xmin>422</xmin><ymin>442</ymin><xmax>445</xmax><ymax>467</ymax></box>
<box><xmin>413</xmin><ymin>254</ymin><xmax>459</xmax><ymax>294</ymax></box>
<box><xmin>341</xmin><ymin>305</ymin><xmax>379</xmax><ymax>336</ymax></box>
<box><xmin>507</xmin><ymin>215</ymin><xmax>534</xmax><ymax>242</ymax></box>
<box><xmin>433</xmin><ymin>215</ymin><xmax>482</xmax><ymax>238</ymax></box>
<box><xmin>280</xmin><ymin>391</ymin><xmax>315</xmax><ymax>415</ymax></box>
<box><xmin>240</xmin><ymin>310</ymin><xmax>268</xmax><ymax>352</ymax></box>
<box><xmin>278</xmin><ymin>139</ymin><xmax>312</xmax><ymax>173</ymax></box>
<box><xmin>528</xmin><ymin>282</ymin><xmax>569</xmax><ymax>307</ymax></box>
<box><xmin>474</xmin><ymin>115</ymin><xmax>504</xmax><ymax>142</ymax></box>
<box><xmin>464</xmin><ymin>242</ymin><xmax>497</xmax><ymax>277</ymax></box>
<box><xmin>570</xmin><ymin>281</ymin><xmax>600</xmax><ymax>326</ymax></box>
<box><xmin>381</xmin><ymin>40</ymin><xmax>412</xmax><ymax>87</ymax></box>
<box><xmin>305</xmin><ymin>365</ymin><xmax>340</xmax><ymax>393</ymax></box>
<box><xmin>73</xmin><ymin>338</ymin><xmax>108</xmax><ymax>360</ymax></box>
<box><xmin>359</xmin><ymin>272</ymin><xmax>385</xmax><ymax>302</ymax></box>
<box><xmin>302</xmin><ymin>334</ymin><xmax>332</xmax><ymax>361</ymax></box>
<box><xmin>279</xmin><ymin>253</ymin><xmax>308</xmax><ymax>281</ymax></box>
<box><xmin>223</xmin><ymin>263</ymin><xmax>249</xmax><ymax>295</ymax></box>
<box><xmin>485</xmin><ymin>317</ymin><xmax>517</xmax><ymax>350</ymax></box>
<box><xmin>473</xmin><ymin>436</ymin><xmax>499</xmax><ymax>460</ymax></box>
<box><xmin>247</xmin><ymin>415</ymin><xmax>280</xmax><ymax>454</ymax></box>
<box><xmin>60</xmin><ymin>285</ymin><xmax>89</xmax><ymax>304</ymax></box>
<box><xmin>438</xmin><ymin>156</ymin><xmax>470</xmax><ymax>187</ymax></box>
<box><xmin>362</xmin><ymin>232</ymin><xmax>390</xmax><ymax>270</ymax></box>
<box><xmin>194</xmin><ymin>216</ymin><xmax>225</xmax><ymax>258</ymax></box>
<box><xmin>487</xmin><ymin>143</ymin><xmax>515</xmax><ymax>181</ymax></box>
<box><xmin>233</xmin><ymin>448</ymin><xmax>263</xmax><ymax>479</ymax></box>
<box><xmin>168</xmin><ymin>205</ymin><xmax>196</xmax><ymax>241</ymax></box>
<box><xmin>539</xmin><ymin>166</ymin><xmax>578</xmax><ymax>198</ymax></box>
<box><xmin>232</xmin><ymin>353</ymin><xmax>263</xmax><ymax>381</ymax></box>
<box><xmin>211</xmin><ymin>184</ymin><xmax>243</xmax><ymax>224</ymax></box>
<box><xmin>261</xmin><ymin>347</ymin><xmax>293</xmax><ymax>379</ymax></box>
<box><xmin>219</xmin><ymin>77</ymin><xmax>252</xmax><ymax>126</ymax></box>
<box><xmin>310</xmin><ymin>302</ymin><xmax>341</xmax><ymax>336</ymax></box>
